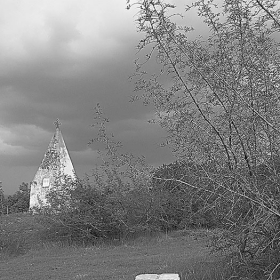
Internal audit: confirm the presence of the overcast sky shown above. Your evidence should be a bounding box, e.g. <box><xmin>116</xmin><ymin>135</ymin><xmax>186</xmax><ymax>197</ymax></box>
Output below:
<box><xmin>0</xmin><ymin>0</ymin><xmax>181</xmax><ymax>194</ymax></box>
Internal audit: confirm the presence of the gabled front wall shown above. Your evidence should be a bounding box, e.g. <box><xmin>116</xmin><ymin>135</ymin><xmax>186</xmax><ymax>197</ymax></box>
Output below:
<box><xmin>29</xmin><ymin>168</ymin><xmax>56</xmax><ymax>209</ymax></box>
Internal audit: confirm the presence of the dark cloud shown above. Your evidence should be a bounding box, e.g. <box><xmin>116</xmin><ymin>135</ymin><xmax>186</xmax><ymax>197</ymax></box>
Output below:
<box><xmin>0</xmin><ymin>0</ymin><xmax>175</xmax><ymax>195</ymax></box>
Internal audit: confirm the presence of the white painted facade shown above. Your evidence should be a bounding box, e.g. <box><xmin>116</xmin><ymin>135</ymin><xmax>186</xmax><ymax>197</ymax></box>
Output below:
<box><xmin>29</xmin><ymin>120</ymin><xmax>76</xmax><ymax>210</ymax></box>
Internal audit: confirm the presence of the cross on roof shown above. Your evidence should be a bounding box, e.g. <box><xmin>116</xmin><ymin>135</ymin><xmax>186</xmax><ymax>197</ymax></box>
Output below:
<box><xmin>54</xmin><ymin>118</ymin><xmax>61</xmax><ymax>129</ymax></box>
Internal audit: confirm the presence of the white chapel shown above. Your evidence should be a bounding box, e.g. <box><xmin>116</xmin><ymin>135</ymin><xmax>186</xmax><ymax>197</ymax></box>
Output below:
<box><xmin>29</xmin><ymin>119</ymin><xmax>76</xmax><ymax>210</ymax></box>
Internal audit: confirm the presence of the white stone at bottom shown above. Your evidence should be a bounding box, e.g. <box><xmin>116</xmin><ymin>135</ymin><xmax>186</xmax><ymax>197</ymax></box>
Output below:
<box><xmin>135</xmin><ymin>274</ymin><xmax>180</xmax><ymax>280</ymax></box>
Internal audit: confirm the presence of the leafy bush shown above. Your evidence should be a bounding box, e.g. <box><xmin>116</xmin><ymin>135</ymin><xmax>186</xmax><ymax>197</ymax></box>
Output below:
<box><xmin>38</xmin><ymin>174</ymin><xmax>158</xmax><ymax>245</ymax></box>
<box><xmin>152</xmin><ymin>161</ymin><xmax>220</xmax><ymax>230</ymax></box>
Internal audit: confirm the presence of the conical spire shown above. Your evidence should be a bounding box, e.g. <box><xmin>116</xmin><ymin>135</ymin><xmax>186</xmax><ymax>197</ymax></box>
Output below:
<box><xmin>29</xmin><ymin>120</ymin><xmax>76</xmax><ymax>210</ymax></box>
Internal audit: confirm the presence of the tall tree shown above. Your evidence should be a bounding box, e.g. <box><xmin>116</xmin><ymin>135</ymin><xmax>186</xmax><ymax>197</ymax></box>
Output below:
<box><xmin>129</xmin><ymin>0</ymin><xmax>280</xmax><ymax>278</ymax></box>
<box><xmin>0</xmin><ymin>181</ymin><xmax>4</xmax><ymax>215</ymax></box>
<box><xmin>6</xmin><ymin>182</ymin><xmax>30</xmax><ymax>213</ymax></box>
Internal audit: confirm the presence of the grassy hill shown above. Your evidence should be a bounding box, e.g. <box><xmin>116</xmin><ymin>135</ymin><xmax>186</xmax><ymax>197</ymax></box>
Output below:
<box><xmin>0</xmin><ymin>213</ymin><xmax>228</xmax><ymax>280</ymax></box>
<box><xmin>0</xmin><ymin>213</ymin><xmax>46</xmax><ymax>256</ymax></box>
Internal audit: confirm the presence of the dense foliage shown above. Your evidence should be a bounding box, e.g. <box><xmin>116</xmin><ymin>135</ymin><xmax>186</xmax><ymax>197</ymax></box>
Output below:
<box><xmin>39</xmin><ymin>161</ymin><xmax>221</xmax><ymax>246</ymax></box>
<box><xmin>42</xmin><ymin>177</ymin><xmax>155</xmax><ymax>244</ymax></box>
<box><xmin>0</xmin><ymin>182</ymin><xmax>30</xmax><ymax>215</ymax></box>
<box><xmin>152</xmin><ymin>161</ymin><xmax>219</xmax><ymax>229</ymax></box>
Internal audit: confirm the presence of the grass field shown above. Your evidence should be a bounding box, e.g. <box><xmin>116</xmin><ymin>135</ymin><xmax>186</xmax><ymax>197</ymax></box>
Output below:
<box><xmin>0</xmin><ymin>214</ymin><xmax>228</xmax><ymax>280</ymax></box>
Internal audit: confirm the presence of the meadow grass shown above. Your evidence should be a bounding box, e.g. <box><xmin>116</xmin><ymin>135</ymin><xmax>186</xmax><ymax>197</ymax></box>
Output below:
<box><xmin>0</xmin><ymin>213</ymin><xmax>229</xmax><ymax>280</ymax></box>
<box><xmin>0</xmin><ymin>212</ymin><xmax>46</xmax><ymax>256</ymax></box>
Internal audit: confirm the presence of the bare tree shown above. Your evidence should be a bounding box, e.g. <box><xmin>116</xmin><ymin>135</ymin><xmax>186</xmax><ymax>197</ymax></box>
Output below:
<box><xmin>128</xmin><ymin>0</ymin><xmax>280</xmax><ymax>278</ymax></box>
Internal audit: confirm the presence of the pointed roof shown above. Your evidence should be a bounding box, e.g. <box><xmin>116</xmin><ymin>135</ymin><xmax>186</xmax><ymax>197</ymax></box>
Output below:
<box><xmin>39</xmin><ymin>119</ymin><xmax>75</xmax><ymax>177</ymax></box>
<box><xmin>29</xmin><ymin>119</ymin><xmax>75</xmax><ymax>210</ymax></box>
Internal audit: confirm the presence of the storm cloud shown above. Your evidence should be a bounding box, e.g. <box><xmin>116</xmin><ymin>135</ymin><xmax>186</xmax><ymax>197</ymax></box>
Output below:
<box><xmin>0</xmin><ymin>0</ymin><xmax>174</xmax><ymax>194</ymax></box>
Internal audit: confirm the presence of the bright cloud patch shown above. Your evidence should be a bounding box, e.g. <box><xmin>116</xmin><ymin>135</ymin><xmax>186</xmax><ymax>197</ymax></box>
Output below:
<box><xmin>0</xmin><ymin>0</ymin><xmax>136</xmax><ymax>76</ymax></box>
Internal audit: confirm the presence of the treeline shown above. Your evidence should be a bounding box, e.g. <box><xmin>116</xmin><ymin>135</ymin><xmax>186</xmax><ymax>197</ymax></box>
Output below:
<box><xmin>41</xmin><ymin>161</ymin><xmax>218</xmax><ymax>244</ymax></box>
<box><xmin>0</xmin><ymin>182</ymin><xmax>30</xmax><ymax>215</ymax></box>
<box><xmin>42</xmin><ymin>157</ymin><xmax>280</xmax><ymax>238</ymax></box>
